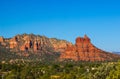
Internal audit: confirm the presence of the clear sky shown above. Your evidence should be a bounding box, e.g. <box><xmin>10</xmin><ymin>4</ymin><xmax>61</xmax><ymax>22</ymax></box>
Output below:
<box><xmin>0</xmin><ymin>0</ymin><xmax>120</xmax><ymax>52</ymax></box>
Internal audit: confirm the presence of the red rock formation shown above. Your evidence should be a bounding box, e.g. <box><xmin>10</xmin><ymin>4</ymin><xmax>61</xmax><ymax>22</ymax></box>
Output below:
<box><xmin>20</xmin><ymin>40</ymin><xmax>32</xmax><ymax>51</ymax></box>
<box><xmin>60</xmin><ymin>35</ymin><xmax>113</xmax><ymax>61</ymax></box>
<box><xmin>20</xmin><ymin>45</ymin><xmax>26</xmax><ymax>51</ymax></box>
<box><xmin>33</xmin><ymin>40</ymin><xmax>39</xmax><ymax>51</ymax></box>
<box><xmin>25</xmin><ymin>40</ymin><xmax>32</xmax><ymax>49</ymax></box>
<box><xmin>9</xmin><ymin>37</ymin><xmax>18</xmax><ymax>49</ymax></box>
<box><xmin>49</xmin><ymin>38</ymin><xmax>72</xmax><ymax>52</ymax></box>
<box><xmin>0</xmin><ymin>34</ymin><xmax>120</xmax><ymax>61</ymax></box>
<box><xmin>0</xmin><ymin>37</ymin><xmax>6</xmax><ymax>46</ymax></box>
<box><xmin>0</xmin><ymin>37</ymin><xmax>4</xmax><ymax>43</ymax></box>
<box><xmin>3</xmin><ymin>34</ymin><xmax>72</xmax><ymax>54</ymax></box>
<box><xmin>19</xmin><ymin>38</ymin><xmax>32</xmax><ymax>51</ymax></box>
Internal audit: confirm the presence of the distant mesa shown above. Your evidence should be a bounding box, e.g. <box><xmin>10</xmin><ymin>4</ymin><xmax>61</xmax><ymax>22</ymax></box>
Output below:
<box><xmin>112</xmin><ymin>52</ymin><xmax>120</xmax><ymax>55</ymax></box>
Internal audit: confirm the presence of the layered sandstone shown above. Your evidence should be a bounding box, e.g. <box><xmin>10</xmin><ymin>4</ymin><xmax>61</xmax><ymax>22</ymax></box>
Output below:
<box><xmin>0</xmin><ymin>34</ymin><xmax>120</xmax><ymax>61</ymax></box>
<box><xmin>9</xmin><ymin>37</ymin><xmax>18</xmax><ymax>49</ymax></box>
<box><xmin>60</xmin><ymin>35</ymin><xmax>120</xmax><ymax>61</ymax></box>
<box><xmin>1</xmin><ymin>34</ymin><xmax>72</xmax><ymax>54</ymax></box>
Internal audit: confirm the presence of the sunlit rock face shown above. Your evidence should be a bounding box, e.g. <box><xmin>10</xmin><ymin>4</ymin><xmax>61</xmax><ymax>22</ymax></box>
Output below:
<box><xmin>49</xmin><ymin>38</ymin><xmax>73</xmax><ymax>52</ymax></box>
<box><xmin>9</xmin><ymin>37</ymin><xmax>18</xmax><ymax>49</ymax></box>
<box><xmin>0</xmin><ymin>34</ymin><xmax>120</xmax><ymax>61</ymax></box>
<box><xmin>60</xmin><ymin>35</ymin><xmax>119</xmax><ymax>61</ymax></box>
<box><xmin>1</xmin><ymin>34</ymin><xmax>72</xmax><ymax>54</ymax></box>
<box><xmin>0</xmin><ymin>36</ymin><xmax>6</xmax><ymax>46</ymax></box>
<box><xmin>0</xmin><ymin>36</ymin><xmax>4</xmax><ymax>43</ymax></box>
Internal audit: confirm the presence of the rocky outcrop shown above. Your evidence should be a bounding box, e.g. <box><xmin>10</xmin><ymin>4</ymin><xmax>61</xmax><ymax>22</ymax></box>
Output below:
<box><xmin>0</xmin><ymin>36</ymin><xmax>4</xmax><ymax>43</ymax></box>
<box><xmin>33</xmin><ymin>40</ymin><xmax>39</xmax><ymax>51</ymax></box>
<box><xmin>0</xmin><ymin>34</ymin><xmax>72</xmax><ymax>54</ymax></box>
<box><xmin>0</xmin><ymin>34</ymin><xmax>120</xmax><ymax>62</ymax></box>
<box><xmin>9</xmin><ymin>37</ymin><xmax>18</xmax><ymax>49</ymax></box>
<box><xmin>0</xmin><ymin>36</ymin><xmax>6</xmax><ymax>46</ymax></box>
<box><xmin>49</xmin><ymin>38</ymin><xmax>72</xmax><ymax>52</ymax></box>
<box><xmin>60</xmin><ymin>35</ymin><xmax>120</xmax><ymax>61</ymax></box>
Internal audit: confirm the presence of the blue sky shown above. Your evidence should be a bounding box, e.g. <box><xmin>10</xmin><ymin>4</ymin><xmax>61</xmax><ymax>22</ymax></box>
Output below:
<box><xmin>0</xmin><ymin>0</ymin><xmax>120</xmax><ymax>52</ymax></box>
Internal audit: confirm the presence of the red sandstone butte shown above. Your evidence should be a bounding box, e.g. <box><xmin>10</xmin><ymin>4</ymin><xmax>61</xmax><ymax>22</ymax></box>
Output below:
<box><xmin>60</xmin><ymin>35</ymin><xmax>118</xmax><ymax>61</ymax></box>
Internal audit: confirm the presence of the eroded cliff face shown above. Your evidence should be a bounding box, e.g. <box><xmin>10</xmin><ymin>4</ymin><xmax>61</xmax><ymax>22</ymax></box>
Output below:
<box><xmin>0</xmin><ymin>34</ymin><xmax>72</xmax><ymax>54</ymax></box>
<box><xmin>0</xmin><ymin>37</ymin><xmax>4</xmax><ymax>43</ymax></box>
<box><xmin>60</xmin><ymin>35</ymin><xmax>120</xmax><ymax>61</ymax></box>
<box><xmin>0</xmin><ymin>34</ymin><xmax>120</xmax><ymax>61</ymax></box>
<box><xmin>9</xmin><ymin>37</ymin><xmax>18</xmax><ymax>49</ymax></box>
<box><xmin>49</xmin><ymin>38</ymin><xmax>72</xmax><ymax>52</ymax></box>
<box><xmin>0</xmin><ymin>36</ymin><xmax>6</xmax><ymax>46</ymax></box>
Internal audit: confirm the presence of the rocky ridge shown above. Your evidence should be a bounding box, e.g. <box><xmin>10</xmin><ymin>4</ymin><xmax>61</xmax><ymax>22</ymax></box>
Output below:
<box><xmin>0</xmin><ymin>34</ymin><xmax>72</xmax><ymax>55</ymax></box>
<box><xmin>0</xmin><ymin>34</ymin><xmax>120</xmax><ymax>62</ymax></box>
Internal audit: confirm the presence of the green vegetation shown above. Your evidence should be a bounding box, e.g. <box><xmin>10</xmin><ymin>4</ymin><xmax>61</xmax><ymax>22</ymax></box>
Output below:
<box><xmin>0</xmin><ymin>60</ymin><xmax>120</xmax><ymax>79</ymax></box>
<box><xmin>0</xmin><ymin>45</ymin><xmax>60</xmax><ymax>62</ymax></box>
<box><xmin>0</xmin><ymin>44</ymin><xmax>120</xmax><ymax>79</ymax></box>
